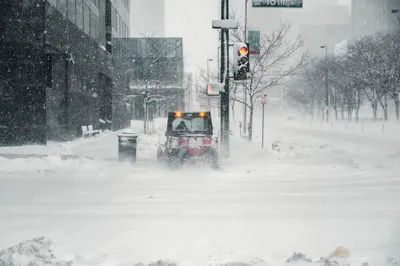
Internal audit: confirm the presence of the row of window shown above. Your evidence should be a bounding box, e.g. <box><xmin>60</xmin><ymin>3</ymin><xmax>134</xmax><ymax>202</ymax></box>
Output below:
<box><xmin>47</xmin><ymin>0</ymin><xmax>129</xmax><ymax>41</ymax></box>
<box><xmin>91</xmin><ymin>0</ymin><xmax>99</xmax><ymax>8</ymax></box>
<box><xmin>122</xmin><ymin>0</ymin><xmax>130</xmax><ymax>10</ymax></box>
<box><xmin>111</xmin><ymin>5</ymin><xmax>129</xmax><ymax>37</ymax></box>
<box><xmin>47</xmin><ymin>0</ymin><xmax>99</xmax><ymax>40</ymax></box>
<box><xmin>69</xmin><ymin>0</ymin><xmax>99</xmax><ymax>40</ymax></box>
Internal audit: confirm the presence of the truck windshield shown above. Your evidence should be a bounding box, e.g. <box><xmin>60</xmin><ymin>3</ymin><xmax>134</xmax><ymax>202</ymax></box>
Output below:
<box><xmin>172</xmin><ymin>117</ymin><xmax>209</xmax><ymax>132</ymax></box>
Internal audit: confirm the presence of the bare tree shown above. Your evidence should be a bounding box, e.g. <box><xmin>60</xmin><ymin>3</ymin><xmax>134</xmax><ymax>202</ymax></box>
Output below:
<box><xmin>287</xmin><ymin>28</ymin><xmax>400</xmax><ymax>122</ymax></box>
<box><xmin>230</xmin><ymin>21</ymin><xmax>310</xmax><ymax>141</ymax></box>
<box><xmin>128</xmin><ymin>32</ymin><xmax>184</xmax><ymax>90</ymax></box>
<box><xmin>346</xmin><ymin>35</ymin><xmax>388</xmax><ymax>121</ymax></box>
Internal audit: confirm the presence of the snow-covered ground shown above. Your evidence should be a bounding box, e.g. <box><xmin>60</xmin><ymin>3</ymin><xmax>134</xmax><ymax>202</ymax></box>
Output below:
<box><xmin>0</xmin><ymin>117</ymin><xmax>399</xmax><ymax>266</ymax></box>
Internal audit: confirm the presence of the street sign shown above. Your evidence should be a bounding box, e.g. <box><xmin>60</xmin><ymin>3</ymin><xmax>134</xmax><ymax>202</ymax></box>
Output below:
<box><xmin>248</xmin><ymin>30</ymin><xmax>260</xmax><ymax>55</ymax></box>
<box><xmin>212</xmin><ymin>20</ymin><xmax>239</xmax><ymax>29</ymax></box>
<box><xmin>253</xmin><ymin>0</ymin><xmax>303</xmax><ymax>8</ymax></box>
<box><xmin>206</xmin><ymin>83</ymin><xmax>222</xmax><ymax>96</ymax></box>
<box><xmin>261</xmin><ymin>94</ymin><xmax>267</xmax><ymax>104</ymax></box>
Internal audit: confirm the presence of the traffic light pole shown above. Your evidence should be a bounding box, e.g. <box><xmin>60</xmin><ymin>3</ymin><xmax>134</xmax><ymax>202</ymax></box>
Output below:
<box><xmin>243</xmin><ymin>0</ymin><xmax>248</xmax><ymax>135</ymax></box>
<box><xmin>220</xmin><ymin>0</ymin><xmax>230</xmax><ymax>158</ymax></box>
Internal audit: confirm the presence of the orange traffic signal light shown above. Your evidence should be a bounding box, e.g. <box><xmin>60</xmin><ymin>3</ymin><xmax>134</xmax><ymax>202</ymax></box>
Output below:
<box><xmin>233</xmin><ymin>42</ymin><xmax>250</xmax><ymax>81</ymax></box>
<box><xmin>208</xmin><ymin>85</ymin><xmax>213</xmax><ymax>94</ymax></box>
<box><xmin>239</xmin><ymin>47</ymin><xmax>248</xmax><ymax>56</ymax></box>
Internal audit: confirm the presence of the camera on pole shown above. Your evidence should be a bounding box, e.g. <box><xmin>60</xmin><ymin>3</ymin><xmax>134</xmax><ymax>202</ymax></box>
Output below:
<box><xmin>233</xmin><ymin>42</ymin><xmax>250</xmax><ymax>81</ymax></box>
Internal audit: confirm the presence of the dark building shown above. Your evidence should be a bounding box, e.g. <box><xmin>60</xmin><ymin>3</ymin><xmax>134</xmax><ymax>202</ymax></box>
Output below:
<box><xmin>0</xmin><ymin>0</ymin><xmax>131</xmax><ymax>146</ymax></box>
<box><xmin>115</xmin><ymin>37</ymin><xmax>185</xmax><ymax>120</ymax></box>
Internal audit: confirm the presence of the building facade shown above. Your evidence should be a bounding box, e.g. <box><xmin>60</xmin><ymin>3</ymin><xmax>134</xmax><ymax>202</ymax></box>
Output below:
<box><xmin>351</xmin><ymin>0</ymin><xmax>400</xmax><ymax>38</ymax></box>
<box><xmin>115</xmin><ymin>37</ymin><xmax>185</xmax><ymax>119</ymax></box>
<box><xmin>0</xmin><ymin>0</ymin><xmax>131</xmax><ymax>146</ymax></box>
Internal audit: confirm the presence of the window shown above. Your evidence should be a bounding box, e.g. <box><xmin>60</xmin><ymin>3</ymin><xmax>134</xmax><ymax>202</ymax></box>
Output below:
<box><xmin>172</xmin><ymin>117</ymin><xmax>209</xmax><ymax>132</ymax></box>
<box><xmin>119</xmin><ymin>16</ymin><xmax>122</xmax><ymax>35</ymax></box>
<box><xmin>46</xmin><ymin>0</ymin><xmax>56</xmax><ymax>6</ymax></box>
<box><xmin>91</xmin><ymin>0</ymin><xmax>99</xmax><ymax>7</ymax></box>
<box><xmin>76</xmin><ymin>0</ymin><xmax>83</xmax><ymax>30</ymax></box>
<box><xmin>67</xmin><ymin>0</ymin><xmax>76</xmax><ymax>24</ymax></box>
<box><xmin>112</xmin><ymin>7</ymin><xmax>118</xmax><ymax>31</ymax></box>
<box><xmin>83</xmin><ymin>3</ymin><xmax>90</xmax><ymax>35</ymax></box>
<box><xmin>89</xmin><ymin>10</ymin><xmax>97</xmax><ymax>39</ymax></box>
<box><xmin>56</xmin><ymin>0</ymin><xmax>66</xmax><ymax>15</ymax></box>
<box><xmin>166</xmin><ymin>39</ymin><xmax>178</xmax><ymax>58</ymax></box>
<box><xmin>122</xmin><ymin>0</ymin><xmax>129</xmax><ymax>10</ymax></box>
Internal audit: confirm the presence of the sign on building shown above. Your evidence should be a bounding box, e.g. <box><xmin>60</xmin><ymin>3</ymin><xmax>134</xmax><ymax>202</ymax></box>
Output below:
<box><xmin>253</xmin><ymin>0</ymin><xmax>303</xmax><ymax>8</ymax></box>
<box><xmin>248</xmin><ymin>30</ymin><xmax>261</xmax><ymax>55</ymax></box>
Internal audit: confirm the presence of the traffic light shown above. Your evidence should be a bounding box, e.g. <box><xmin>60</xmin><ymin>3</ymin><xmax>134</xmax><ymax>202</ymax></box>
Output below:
<box><xmin>233</xmin><ymin>42</ymin><xmax>250</xmax><ymax>81</ymax></box>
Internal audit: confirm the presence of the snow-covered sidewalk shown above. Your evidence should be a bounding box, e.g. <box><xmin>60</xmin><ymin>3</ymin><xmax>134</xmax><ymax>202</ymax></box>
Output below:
<box><xmin>0</xmin><ymin>121</ymin><xmax>145</xmax><ymax>159</ymax></box>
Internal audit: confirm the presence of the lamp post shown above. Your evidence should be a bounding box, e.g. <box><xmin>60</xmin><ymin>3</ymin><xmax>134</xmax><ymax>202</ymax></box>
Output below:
<box><xmin>260</xmin><ymin>94</ymin><xmax>267</xmax><ymax>149</ymax></box>
<box><xmin>321</xmin><ymin>45</ymin><xmax>329</xmax><ymax>122</ymax></box>
<box><xmin>207</xmin><ymin>58</ymin><xmax>214</xmax><ymax>110</ymax></box>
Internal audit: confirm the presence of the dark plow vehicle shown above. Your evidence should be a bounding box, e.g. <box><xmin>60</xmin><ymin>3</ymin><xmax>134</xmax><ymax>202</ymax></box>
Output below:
<box><xmin>157</xmin><ymin>111</ymin><xmax>220</xmax><ymax>169</ymax></box>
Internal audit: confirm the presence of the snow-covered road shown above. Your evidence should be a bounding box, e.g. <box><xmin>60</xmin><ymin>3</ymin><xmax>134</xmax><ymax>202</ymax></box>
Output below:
<box><xmin>0</xmin><ymin>119</ymin><xmax>399</xmax><ymax>266</ymax></box>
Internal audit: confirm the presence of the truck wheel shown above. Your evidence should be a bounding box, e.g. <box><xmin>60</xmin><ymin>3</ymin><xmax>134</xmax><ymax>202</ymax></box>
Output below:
<box><xmin>208</xmin><ymin>149</ymin><xmax>220</xmax><ymax>169</ymax></box>
<box><xmin>157</xmin><ymin>147</ymin><xmax>165</xmax><ymax>161</ymax></box>
<box><xmin>166</xmin><ymin>151</ymin><xmax>181</xmax><ymax>168</ymax></box>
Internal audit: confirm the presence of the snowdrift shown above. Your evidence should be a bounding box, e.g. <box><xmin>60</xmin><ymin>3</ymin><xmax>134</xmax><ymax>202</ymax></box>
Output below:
<box><xmin>0</xmin><ymin>237</ymin><xmax>72</xmax><ymax>266</ymax></box>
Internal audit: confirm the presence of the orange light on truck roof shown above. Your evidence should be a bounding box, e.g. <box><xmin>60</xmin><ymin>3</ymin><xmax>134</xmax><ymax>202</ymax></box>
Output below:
<box><xmin>199</xmin><ymin>112</ymin><xmax>206</xmax><ymax>117</ymax></box>
<box><xmin>175</xmin><ymin>112</ymin><xmax>182</xmax><ymax>118</ymax></box>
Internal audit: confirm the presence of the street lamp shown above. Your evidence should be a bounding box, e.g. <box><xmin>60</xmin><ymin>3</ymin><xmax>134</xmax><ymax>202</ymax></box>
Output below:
<box><xmin>207</xmin><ymin>58</ymin><xmax>214</xmax><ymax>83</ymax></box>
<box><xmin>321</xmin><ymin>45</ymin><xmax>329</xmax><ymax>122</ymax></box>
<box><xmin>260</xmin><ymin>94</ymin><xmax>267</xmax><ymax>149</ymax></box>
<box><xmin>207</xmin><ymin>58</ymin><xmax>214</xmax><ymax>110</ymax></box>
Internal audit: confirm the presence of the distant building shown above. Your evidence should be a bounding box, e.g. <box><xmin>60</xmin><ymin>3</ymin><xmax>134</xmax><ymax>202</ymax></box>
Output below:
<box><xmin>351</xmin><ymin>0</ymin><xmax>400</xmax><ymax>38</ymax></box>
<box><xmin>130</xmin><ymin>0</ymin><xmax>165</xmax><ymax>37</ymax></box>
<box><xmin>0</xmin><ymin>0</ymin><xmax>131</xmax><ymax>146</ymax></box>
<box><xmin>115</xmin><ymin>37</ymin><xmax>185</xmax><ymax>119</ymax></box>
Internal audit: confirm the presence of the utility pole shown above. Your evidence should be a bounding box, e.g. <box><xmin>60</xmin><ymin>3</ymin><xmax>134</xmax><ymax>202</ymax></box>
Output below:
<box><xmin>207</xmin><ymin>58</ymin><xmax>213</xmax><ymax>110</ymax></box>
<box><xmin>243</xmin><ymin>0</ymin><xmax>249</xmax><ymax>135</ymax></box>
<box><xmin>220</xmin><ymin>0</ymin><xmax>230</xmax><ymax>158</ymax></box>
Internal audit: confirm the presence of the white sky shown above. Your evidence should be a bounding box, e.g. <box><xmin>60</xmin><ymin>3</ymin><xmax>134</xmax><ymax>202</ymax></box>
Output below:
<box><xmin>164</xmin><ymin>0</ymin><xmax>351</xmax><ymax>74</ymax></box>
<box><xmin>165</xmin><ymin>0</ymin><xmax>220</xmax><ymax>74</ymax></box>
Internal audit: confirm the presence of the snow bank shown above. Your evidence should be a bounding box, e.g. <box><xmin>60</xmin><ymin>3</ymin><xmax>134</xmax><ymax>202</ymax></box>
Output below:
<box><xmin>286</xmin><ymin>252</ymin><xmax>312</xmax><ymax>263</ymax></box>
<box><xmin>0</xmin><ymin>237</ymin><xmax>72</xmax><ymax>266</ymax></box>
<box><xmin>270</xmin><ymin>138</ymin><xmax>360</xmax><ymax>168</ymax></box>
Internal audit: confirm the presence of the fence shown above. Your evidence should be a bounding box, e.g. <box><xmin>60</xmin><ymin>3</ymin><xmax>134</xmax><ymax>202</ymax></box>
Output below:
<box><xmin>298</xmin><ymin>118</ymin><xmax>400</xmax><ymax>138</ymax></box>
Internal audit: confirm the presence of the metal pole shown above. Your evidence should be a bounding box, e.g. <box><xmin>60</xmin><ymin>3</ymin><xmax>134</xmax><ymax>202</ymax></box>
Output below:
<box><xmin>262</xmin><ymin>103</ymin><xmax>265</xmax><ymax>149</ymax></box>
<box><xmin>207</xmin><ymin>60</ymin><xmax>210</xmax><ymax>82</ymax></box>
<box><xmin>217</xmin><ymin>46</ymin><xmax>220</xmax><ymax>81</ymax></box>
<box><xmin>244</xmin><ymin>0</ymin><xmax>248</xmax><ymax>42</ymax></box>
<box><xmin>325</xmin><ymin>46</ymin><xmax>329</xmax><ymax>123</ymax></box>
<box><xmin>220</xmin><ymin>0</ymin><xmax>230</xmax><ymax>158</ymax></box>
<box><xmin>243</xmin><ymin>0</ymin><xmax>249</xmax><ymax>135</ymax></box>
<box><xmin>207</xmin><ymin>59</ymin><xmax>213</xmax><ymax>110</ymax></box>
